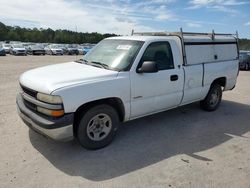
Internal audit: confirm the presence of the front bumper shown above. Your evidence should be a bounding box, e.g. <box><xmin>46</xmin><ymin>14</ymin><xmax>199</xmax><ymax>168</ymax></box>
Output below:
<box><xmin>68</xmin><ymin>50</ymin><xmax>78</xmax><ymax>55</ymax></box>
<box><xmin>33</xmin><ymin>50</ymin><xmax>45</xmax><ymax>55</ymax></box>
<box><xmin>14</xmin><ymin>51</ymin><xmax>26</xmax><ymax>55</ymax></box>
<box><xmin>52</xmin><ymin>50</ymin><xmax>63</xmax><ymax>55</ymax></box>
<box><xmin>16</xmin><ymin>94</ymin><xmax>74</xmax><ymax>141</ymax></box>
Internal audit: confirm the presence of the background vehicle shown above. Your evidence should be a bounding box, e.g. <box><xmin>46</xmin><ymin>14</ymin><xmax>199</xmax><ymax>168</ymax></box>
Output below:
<box><xmin>2</xmin><ymin>43</ymin><xmax>11</xmax><ymax>54</ymax></box>
<box><xmin>10</xmin><ymin>44</ymin><xmax>27</xmax><ymax>55</ymax></box>
<box><xmin>82</xmin><ymin>46</ymin><xmax>92</xmax><ymax>55</ymax></box>
<box><xmin>65</xmin><ymin>44</ymin><xmax>79</xmax><ymax>55</ymax></box>
<box><xmin>27</xmin><ymin>44</ymin><xmax>46</xmax><ymax>55</ymax></box>
<box><xmin>239</xmin><ymin>51</ymin><xmax>250</xmax><ymax>70</ymax></box>
<box><xmin>17</xmin><ymin>30</ymin><xmax>239</xmax><ymax>150</ymax></box>
<box><xmin>44</xmin><ymin>44</ymin><xmax>63</xmax><ymax>55</ymax></box>
<box><xmin>0</xmin><ymin>44</ymin><xmax>6</xmax><ymax>56</ymax></box>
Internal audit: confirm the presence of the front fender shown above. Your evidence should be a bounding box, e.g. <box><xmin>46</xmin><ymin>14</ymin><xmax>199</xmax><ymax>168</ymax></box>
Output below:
<box><xmin>52</xmin><ymin>72</ymin><xmax>131</xmax><ymax>120</ymax></box>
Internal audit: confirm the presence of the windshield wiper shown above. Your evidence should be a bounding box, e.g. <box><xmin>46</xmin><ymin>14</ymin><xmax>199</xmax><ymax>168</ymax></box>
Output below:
<box><xmin>75</xmin><ymin>59</ymin><xmax>109</xmax><ymax>70</ymax></box>
<box><xmin>89</xmin><ymin>61</ymin><xmax>109</xmax><ymax>69</ymax></box>
<box><xmin>75</xmin><ymin>59</ymin><xmax>88</xmax><ymax>64</ymax></box>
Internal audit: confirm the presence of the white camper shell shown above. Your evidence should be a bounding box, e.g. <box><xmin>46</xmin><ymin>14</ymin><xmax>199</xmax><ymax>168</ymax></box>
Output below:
<box><xmin>184</xmin><ymin>36</ymin><xmax>238</xmax><ymax>65</ymax></box>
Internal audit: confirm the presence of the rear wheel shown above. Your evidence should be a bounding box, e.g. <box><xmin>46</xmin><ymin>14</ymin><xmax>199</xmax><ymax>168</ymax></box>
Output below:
<box><xmin>200</xmin><ymin>84</ymin><xmax>222</xmax><ymax>111</ymax></box>
<box><xmin>77</xmin><ymin>104</ymin><xmax>119</xmax><ymax>150</ymax></box>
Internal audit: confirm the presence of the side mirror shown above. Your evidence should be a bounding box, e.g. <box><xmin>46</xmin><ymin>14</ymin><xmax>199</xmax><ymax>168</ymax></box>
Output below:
<box><xmin>137</xmin><ymin>61</ymin><xmax>158</xmax><ymax>73</ymax></box>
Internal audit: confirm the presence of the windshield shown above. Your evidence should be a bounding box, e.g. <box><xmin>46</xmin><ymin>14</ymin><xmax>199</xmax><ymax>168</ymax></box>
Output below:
<box><xmin>50</xmin><ymin>44</ymin><xmax>61</xmax><ymax>48</ymax></box>
<box><xmin>13</xmin><ymin>44</ymin><xmax>23</xmax><ymax>48</ymax></box>
<box><xmin>240</xmin><ymin>53</ymin><xmax>249</xmax><ymax>60</ymax></box>
<box><xmin>34</xmin><ymin>44</ymin><xmax>44</xmax><ymax>48</ymax></box>
<box><xmin>4</xmin><ymin>44</ymin><xmax>11</xmax><ymax>47</ymax></box>
<box><xmin>67</xmin><ymin>44</ymin><xmax>78</xmax><ymax>48</ymax></box>
<box><xmin>83</xmin><ymin>39</ymin><xmax>143</xmax><ymax>71</ymax></box>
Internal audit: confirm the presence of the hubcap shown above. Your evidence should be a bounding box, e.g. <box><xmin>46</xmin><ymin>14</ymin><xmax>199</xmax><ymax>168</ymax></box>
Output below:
<box><xmin>86</xmin><ymin>113</ymin><xmax>112</xmax><ymax>141</ymax></box>
<box><xmin>209</xmin><ymin>90</ymin><xmax>219</xmax><ymax>107</ymax></box>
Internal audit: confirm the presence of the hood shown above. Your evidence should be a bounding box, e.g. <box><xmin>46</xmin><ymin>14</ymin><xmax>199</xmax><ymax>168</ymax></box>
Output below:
<box><xmin>20</xmin><ymin>62</ymin><xmax>118</xmax><ymax>94</ymax></box>
<box><xmin>51</xmin><ymin>48</ymin><xmax>62</xmax><ymax>51</ymax></box>
<box><xmin>13</xmin><ymin>48</ymin><xmax>26</xmax><ymax>51</ymax></box>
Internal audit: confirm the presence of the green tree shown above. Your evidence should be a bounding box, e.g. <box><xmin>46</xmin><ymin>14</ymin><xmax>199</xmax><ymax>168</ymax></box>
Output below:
<box><xmin>0</xmin><ymin>22</ymin><xmax>117</xmax><ymax>44</ymax></box>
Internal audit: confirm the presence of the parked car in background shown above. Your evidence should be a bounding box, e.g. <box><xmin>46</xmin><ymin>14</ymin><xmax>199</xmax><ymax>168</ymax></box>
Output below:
<box><xmin>77</xmin><ymin>45</ymin><xmax>84</xmax><ymax>55</ymax></box>
<box><xmin>2</xmin><ymin>43</ymin><xmax>12</xmax><ymax>54</ymax></box>
<box><xmin>82</xmin><ymin>46</ymin><xmax>92</xmax><ymax>55</ymax></box>
<box><xmin>239</xmin><ymin>51</ymin><xmax>250</xmax><ymax>70</ymax></box>
<box><xmin>65</xmin><ymin>44</ymin><xmax>79</xmax><ymax>55</ymax></box>
<box><xmin>23</xmin><ymin>43</ymin><xmax>34</xmax><ymax>51</ymax></box>
<box><xmin>59</xmin><ymin>44</ymin><xmax>68</xmax><ymax>54</ymax></box>
<box><xmin>0</xmin><ymin>44</ymin><xmax>6</xmax><ymax>56</ymax></box>
<box><xmin>27</xmin><ymin>44</ymin><xmax>45</xmax><ymax>55</ymax></box>
<box><xmin>10</xmin><ymin>44</ymin><xmax>27</xmax><ymax>55</ymax></box>
<box><xmin>44</xmin><ymin>44</ymin><xmax>63</xmax><ymax>55</ymax></box>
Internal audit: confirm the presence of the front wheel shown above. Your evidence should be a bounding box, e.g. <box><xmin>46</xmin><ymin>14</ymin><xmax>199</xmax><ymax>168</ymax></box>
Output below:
<box><xmin>77</xmin><ymin>104</ymin><xmax>119</xmax><ymax>150</ymax></box>
<box><xmin>200</xmin><ymin>84</ymin><xmax>222</xmax><ymax>111</ymax></box>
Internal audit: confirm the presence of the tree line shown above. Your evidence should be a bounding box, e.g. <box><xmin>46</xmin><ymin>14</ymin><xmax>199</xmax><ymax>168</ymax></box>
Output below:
<box><xmin>238</xmin><ymin>39</ymin><xmax>250</xmax><ymax>51</ymax></box>
<box><xmin>0</xmin><ymin>22</ymin><xmax>116</xmax><ymax>44</ymax></box>
<box><xmin>0</xmin><ymin>22</ymin><xmax>250</xmax><ymax>49</ymax></box>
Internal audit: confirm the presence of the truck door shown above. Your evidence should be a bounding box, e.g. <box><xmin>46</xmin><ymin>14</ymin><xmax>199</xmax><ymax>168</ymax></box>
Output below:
<box><xmin>130</xmin><ymin>41</ymin><xmax>184</xmax><ymax>118</ymax></box>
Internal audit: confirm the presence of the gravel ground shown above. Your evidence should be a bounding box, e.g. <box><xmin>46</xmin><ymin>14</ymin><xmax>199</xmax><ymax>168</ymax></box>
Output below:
<box><xmin>0</xmin><ymin>55</ymin><xmax>249</xmax><ymax>188</ymax></box>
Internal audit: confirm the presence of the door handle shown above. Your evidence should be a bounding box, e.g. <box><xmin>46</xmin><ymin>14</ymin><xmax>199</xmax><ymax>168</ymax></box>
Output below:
<box><xmin>170</xmin><ymin>75</ymin><xmax>178</xmax><ymax>81</ymax></box>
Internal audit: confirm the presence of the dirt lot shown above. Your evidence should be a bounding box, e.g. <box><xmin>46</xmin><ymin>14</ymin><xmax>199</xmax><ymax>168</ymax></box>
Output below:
<box><xmin>0</xmin><ymin>55</ymin><xmax>249</xmax><ymax>188</ymax></box>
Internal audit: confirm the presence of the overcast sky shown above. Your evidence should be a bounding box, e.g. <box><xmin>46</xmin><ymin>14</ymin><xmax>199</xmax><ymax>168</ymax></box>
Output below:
<box><xmin>0</xmin><ymin>0</ymin><xmax>250</xmax><ymax>38</ymax></box>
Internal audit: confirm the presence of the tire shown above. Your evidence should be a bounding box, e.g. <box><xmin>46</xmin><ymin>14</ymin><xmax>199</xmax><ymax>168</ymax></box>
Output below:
<box><xmin>77</xmin><ymin>104</ymin><xmax>119</xmax><ymax>150</ymax></box>
<box><xmin>200</xmin><ymin>84</ymin><xmax>222</xmax><ymax>111</ymax></box>
<box><xmin>246</xmin><ymin>63</ymin><xmax>249</xmax><ymax>70</ymax></box>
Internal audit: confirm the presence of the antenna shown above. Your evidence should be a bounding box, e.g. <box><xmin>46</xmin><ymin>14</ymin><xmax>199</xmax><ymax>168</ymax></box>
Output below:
<box><xmin>236</xmin><ymin>30</ymin><xmax>239</xmax><ymax>58</ymax></box>
<box><xmin>180</xmin><ymin>28</ymin><xmax>187</xmax><ymax>65</ymax></box>
<box><xmin>212</xmin><ymin>30</ymin><xmax>215</xmax><ymax>40</ymax></box>
<box><xmin>75</xmin><ymin>25</ymin><xmax>78</xmax><ymax>61</ymax></box>
<box><xmin>131</xmin><ymin>29</ymin><xmax>134</xmax><ymax>36</ymax></box>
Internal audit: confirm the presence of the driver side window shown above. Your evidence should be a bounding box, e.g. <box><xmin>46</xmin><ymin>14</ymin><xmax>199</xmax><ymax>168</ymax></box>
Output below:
<box><xmin>140</xmin><ymin>42</ymin><xmax>174</xmax><ymax>70</ymax></box>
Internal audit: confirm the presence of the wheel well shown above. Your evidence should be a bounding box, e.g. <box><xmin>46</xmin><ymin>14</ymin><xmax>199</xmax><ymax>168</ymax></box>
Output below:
<box><xmin>212</xmin><ymin>77</ymin><xmax>226</xmax><ymax>88</ymax></box>
<box><xmin>73</xmin><ymin>98</ymin><xmax>125</xmax><ymax>136</ymax></box>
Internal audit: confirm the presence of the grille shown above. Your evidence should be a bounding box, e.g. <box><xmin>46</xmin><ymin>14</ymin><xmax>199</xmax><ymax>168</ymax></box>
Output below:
<box><xmin>21</xmin><ymin>85</ymin><xmax>37</xmax><ymax>98</ymax></box>
<box><xmin>20</xmin><ymin>85</ymin><xmax>38</xmax><ymax>112</ymax></box>
<box><xmin>23</xmin><ymin>98</ymin><xmax>37</xmax><ymax>112</ymax></box>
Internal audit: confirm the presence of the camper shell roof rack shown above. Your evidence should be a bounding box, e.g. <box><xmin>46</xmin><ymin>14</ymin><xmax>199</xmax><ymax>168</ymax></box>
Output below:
<box><xmin>132</xmin><ymin>28</ymin><xmax>238</xmax><ymax>40</ymax></box>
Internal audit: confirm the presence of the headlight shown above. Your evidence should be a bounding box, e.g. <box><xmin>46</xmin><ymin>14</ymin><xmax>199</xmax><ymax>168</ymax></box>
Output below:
<box><xmin>37</xmin><ymin>106</ymin><xmax>64</xmax><ymax>117</ymax></box>
<box><xmin>37</xmin><ymin>93</ymin><xmax>63</xmax><ymax>104</ymax></box>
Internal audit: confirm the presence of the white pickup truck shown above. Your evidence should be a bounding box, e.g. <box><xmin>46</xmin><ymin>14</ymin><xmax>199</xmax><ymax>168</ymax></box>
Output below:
<box><xmin>17</xmin><ymin>31</ymin><xmax>239</xmax><ymax>149</ymax></box>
